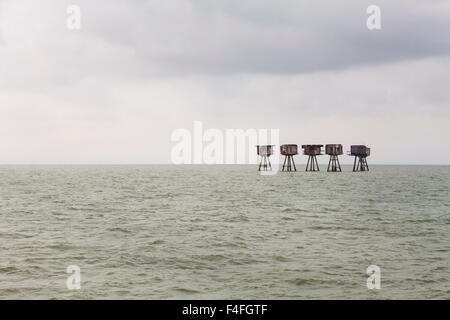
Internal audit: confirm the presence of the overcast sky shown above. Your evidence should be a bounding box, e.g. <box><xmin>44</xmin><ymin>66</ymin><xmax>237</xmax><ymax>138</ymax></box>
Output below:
<box><xmin>1</xmin><ymin>0</ymin><xmax>449</xmax><ymax>164</ymax></box>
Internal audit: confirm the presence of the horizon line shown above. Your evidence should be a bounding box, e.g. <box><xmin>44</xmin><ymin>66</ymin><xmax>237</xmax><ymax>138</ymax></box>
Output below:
<box><xmin>0</xmin><ymin>163</ymin><xmax>449</xmax><ymax>166</ymax></box>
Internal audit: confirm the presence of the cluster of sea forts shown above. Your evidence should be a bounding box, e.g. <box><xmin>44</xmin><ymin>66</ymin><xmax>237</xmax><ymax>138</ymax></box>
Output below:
<box><xmin>256</xmin><ymin>144</ymin><xmax>371</xmax><ymax>172</ymax></box>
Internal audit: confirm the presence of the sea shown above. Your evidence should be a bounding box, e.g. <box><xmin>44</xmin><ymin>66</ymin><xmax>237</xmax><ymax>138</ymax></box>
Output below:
<box><xmin>0</xmin><ymin>165</ymin><xmax>448</xmax><ymax>299</ymax></box>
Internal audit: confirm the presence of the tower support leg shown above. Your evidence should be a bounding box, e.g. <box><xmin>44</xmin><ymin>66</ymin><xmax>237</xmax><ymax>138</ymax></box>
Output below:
<box><xmin>328</xmin><ymin>155</ymin><xmax>342</xmax><ymax>172</ymax></box>
<box><xmin>258</xmin><ymin>155</ymin><xmax>272</xmax><ymax>171</ymax></box>
<box><xmin>353</xmin><ymin>156</ymin><xmax>369</xmax><ymax>172</ymax></box>
<box><xmin>282</xmin><ymin>155</ymin><xmax>296</xmax><ymax>172</ymax></box>
<box><xmin>306</xmin><ymin>155</ymin><xmax>319</xmax><ymax>171</ymax></box>
<box><xmin>361</xmin><ymin>156</ymin><xmax>369</xmax><ymax>171</ymax></box>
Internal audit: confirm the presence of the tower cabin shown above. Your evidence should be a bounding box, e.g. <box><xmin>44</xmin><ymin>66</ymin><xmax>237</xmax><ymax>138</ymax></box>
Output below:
<box><xmin>280</xmin><ymin>144</ymin><xmax>298</xmax><ymax>171</ymax></box>
<box><xmin>349</xmin><ymin>145</ymin><xmax>371</xmax><ymax>172</ymax></box>
<box><xmin>325</xmin><ymin>144</ymin><xmax>343</xmax><ymax>172</ymax></box>
<box><xmin>256</xmin><ymin>145</ymin><xmax>274</xmax><ymax>171</ymax></box>
<box><xmin>302</xmin><ymin>144</ymin><xmax>323</xmax><ymax>171</ymax></box>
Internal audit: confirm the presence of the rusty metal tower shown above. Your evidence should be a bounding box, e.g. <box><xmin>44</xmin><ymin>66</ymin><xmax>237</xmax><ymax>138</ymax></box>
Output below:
<box><xmin>302</xmin><ymin>145</ymin><xmax>323</xmax><ymax>171</ymax></box>
<box><xmin>349</xmin><ymin>145</ymin><xmax>370</xmax><ymax>171</ymax></box>
<box><xmin>256</xmin><ymin>145</ymin><xmax>274</xmax><ymax>171</ymax></box>
<box><xmin>280</xmin><ymin>144</ymin><xmax>298</xmax><ymax>171</ymax></box>
<box><xmin>325</xmin><ymin>144</ymin><xmax>343</xmax><ymax>172</ymax></box>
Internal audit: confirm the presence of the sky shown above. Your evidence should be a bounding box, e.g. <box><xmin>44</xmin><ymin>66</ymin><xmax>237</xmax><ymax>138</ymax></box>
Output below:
<box><xmin>0</xmin><ymin>0</ymin><xmax>449</xmax><ymax>164</ymax></box>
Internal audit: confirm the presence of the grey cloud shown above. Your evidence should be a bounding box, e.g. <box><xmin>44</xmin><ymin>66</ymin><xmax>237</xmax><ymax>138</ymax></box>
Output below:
<box><xmin>1</xmin><ymin>0</ymin><xmax>449</xmax><ymax>87</ymax></box>
<box><xmin>79</xmin><ymin>0</ymin><xmax>450</xmax><ymax>75</ymax></box>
